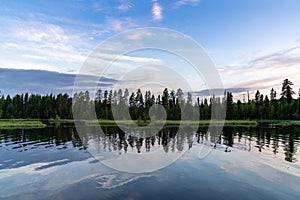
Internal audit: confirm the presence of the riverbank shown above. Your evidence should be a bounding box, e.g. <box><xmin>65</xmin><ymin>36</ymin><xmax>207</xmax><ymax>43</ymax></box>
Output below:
<box><xmin>0</xmin><ymin>119</ymin><xmax>258</xmax><ymax>128</ymax></box>
<box><xmin>2</xmin><ymin>119</ymin><xmax>300</xmax><ymax>129</ymax></box>
<box><xmin>257</xmin><ymin>120</ymin><xmax>300</xmax><ymax>126</ymax></box>
<box><xmin>0</xmin><ymin>119</ymin><xmax>47</xmax><ymax>129</ymax></box>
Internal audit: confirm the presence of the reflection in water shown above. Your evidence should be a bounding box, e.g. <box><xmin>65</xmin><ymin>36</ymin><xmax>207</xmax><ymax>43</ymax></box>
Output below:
<box><xmin>0</xmin><ymin>125</ymin><xmax>300</xmax><ymax>165</ymax></box>
<box><xmin>1</xmin><ymin>126</ymin><xmax>300</xmax><ymax>200</ymax></box>
<box><xmin>0</xmin><ymin>127</ymin><xmax>89</xmax><ymax>170</ymax></box>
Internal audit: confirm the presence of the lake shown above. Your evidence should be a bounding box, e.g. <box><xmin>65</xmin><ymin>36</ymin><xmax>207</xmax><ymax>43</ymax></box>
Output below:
<box><xmin>0</xmin><ymin>125</ymin><xmax>300</xmax><ymax>199</ymax></box>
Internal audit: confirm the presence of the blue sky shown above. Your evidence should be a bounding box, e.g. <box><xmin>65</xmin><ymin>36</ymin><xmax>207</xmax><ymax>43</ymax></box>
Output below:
<box><xmin>1</xmin><ymin>0</ymin><xmax>300</xmax><ymax>99</ymax></box>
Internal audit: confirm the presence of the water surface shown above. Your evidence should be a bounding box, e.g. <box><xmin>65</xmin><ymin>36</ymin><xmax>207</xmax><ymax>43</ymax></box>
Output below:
<box><xmin>0</xmin><ymin>126</ymin><xmax>299</xmax><ymax>199</ymax></box>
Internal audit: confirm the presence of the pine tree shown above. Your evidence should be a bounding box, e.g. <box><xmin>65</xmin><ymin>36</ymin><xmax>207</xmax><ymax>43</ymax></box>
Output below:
<box><xmin>162</xmin><ymin>88</ymin><xmax>169</xmax><ymax>109</ymax></box>
<box><xmin>270</xmin><ymin>88</ymin><xmax>276</xmax><ymax>100</ymax></box>
<box><xmin>281</xmin><ymin>79</ymin><xmax>295</xmax><ymax>104</ymax></box>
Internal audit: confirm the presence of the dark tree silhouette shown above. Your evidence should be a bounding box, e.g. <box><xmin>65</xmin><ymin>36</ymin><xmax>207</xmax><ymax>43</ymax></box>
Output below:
<box><xmin>281</xmin><ymin>78</ymin><xmax>295</xmax><ymax>104</ymax></box>
<box><xmin>1</xmin><ymin>78</ymin><xmax>300</xmax><ymax>121</ymax></box>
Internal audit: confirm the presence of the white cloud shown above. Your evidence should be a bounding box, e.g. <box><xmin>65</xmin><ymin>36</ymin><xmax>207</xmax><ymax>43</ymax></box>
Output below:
<box><xmin>249</xmin><ymin>46</ymin><xmax>300</xmax><ymax>69</ymax></box>
<box><xmin>86</xmin><ymin>52</ymin><xmax>161</xmax><ymax>66</ymax></box>
<box><xmin>0</xmin><ymin>19</ymin><xmax>90</xmax><ymax>73</ymax></box>
<box><xmin>152</xmin><ymin>1</ymin><xmax>163</xmax><ymax>21</ymax></box>
<box><xmin>117</xmin><ymin>0</ymin><xmax>133</xmax><ymax>11</ymax></box>
<box><xmin>16</xmin><ymin>28</ymin><xmax>49</xmax><ymax>42</ymax></box>
<box><xmin>108</xmin><ymin>18</ymin><xmax>122</xmax><ymax>31</ymax></box>
<box><xmin>120</xmin><ymin>55</ymin><xmax>160</xmax><ymax>62</ymax></box>
<box><xmin>126</xmin><ymin>30</ymin><xmax>155</xmax><ymax>40</ymax></box>
<box><xmin>0</xmin><ymin>8</ymin><xmax>143</xmax><ymax>76</ymax></box>
<box><xmin>14</xmin><ymin>24</ymin><xmax>69</xmax><ymax>44</ymax></box>
<box><xmin>0</xmin><ymin>59</ymin><xmax>58</xmax><ymax>72</ymax></box>
<box><xmin>13</xmin><ymin>23</ymin><xmax>73</xmax><ymax>52</ymax></box>
<box><xmin>3</xmin><ymin>40</ymin><xmax>86</xmax><ymax>64</ymax></box>
<box><xmin>173</xmin><ymin>0</ymin><xmax>200</xmax><ymax>9</ymax></box>
<box><xmin>22</xmin><ymin>54</ymin><xmax>48</xmax><ymax>60</ymax></box>
<box><xmin>106</xmin><ymin>17</ymin><xmax>137</xmax><ymax>31</ymax></box>
<box><xmin>219</xmin><ymin>46</ymin><xmax>300</xmax><ymax>99</ymax></box>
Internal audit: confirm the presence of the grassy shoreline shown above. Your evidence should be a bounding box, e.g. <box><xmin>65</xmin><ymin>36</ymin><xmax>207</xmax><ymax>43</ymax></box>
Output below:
<box><xmin>257</xmin><ymin>120</ymin><xmax>300</xmax><ymax>126</ymax></box>
<box><xmin>0</xmin><ymin>119</ymin><xmax>257</xmax><ymax>128</ymax></box>
<box><xmin>0</xmin><ymin>119</ymin><xmax>47</xmax><ymax>129</ymax></box>
<box><xmin>2</xmin><ymin>119</ymin><xmax>300</xmax><ymax>128</ymax></box>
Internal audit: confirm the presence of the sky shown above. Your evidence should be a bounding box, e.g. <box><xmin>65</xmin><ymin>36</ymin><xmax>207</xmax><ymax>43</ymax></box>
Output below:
<box><xmin>1</xmin><ymin>0</ymin><xmax>300</xmax><ymax>100</ymax></box>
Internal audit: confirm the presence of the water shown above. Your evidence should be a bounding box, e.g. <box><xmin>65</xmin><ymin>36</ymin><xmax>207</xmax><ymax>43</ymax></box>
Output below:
<box><xmin>0</xmin><ymin>126</ymin><xmax>300</xmax><ymax>199</ymax></box>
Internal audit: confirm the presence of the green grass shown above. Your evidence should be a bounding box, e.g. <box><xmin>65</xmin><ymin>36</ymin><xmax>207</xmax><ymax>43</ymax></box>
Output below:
<box><xmin>73</xmin><ymin>119</ymin><xmax>258</xmax><ymax>127</ymax></box>
<box><xmin>6</xmin><ymin>118</ymin><xmax>300</xmax><ymax>129</ymax></box>
<box><xmin>258</xmin><ymin>120</ymin><xmax>300</xmax><ymax>126</ymax></box>
<box><xmin>164</xmin><ymin>120</ymin><xmax>257</xmax><ymax>126</ymax></box>
<box><xmin>48</xmin><ymin>118</ymin><xmax>75</xmax><ymax>126</ymax></box>
<box><xmin>0</xmin><ymin>119</ymin><xmax>47</xmax><ymax>129</ymax></box>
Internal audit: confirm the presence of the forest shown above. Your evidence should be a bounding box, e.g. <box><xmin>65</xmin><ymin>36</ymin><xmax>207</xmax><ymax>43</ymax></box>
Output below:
<box><xmin>1</xmin><ymin>78</ymin><xmax>300</xmax><ymax>121</ymax></box>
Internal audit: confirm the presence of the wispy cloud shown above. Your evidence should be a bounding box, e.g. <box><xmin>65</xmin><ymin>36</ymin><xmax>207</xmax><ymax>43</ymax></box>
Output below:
<box><xmin>92</xmin><ymin>2</ymin><xmax>103</xmax><ymax>12</ymax></box>
<box><xmin>249</xmin><ymin>46</ymin><xmax>300</xmax><ymax>69</ymax></box>
<box><xmin>0</xmin><ymin>18</ymin><xmax>89</xmax><ymax>73</ymax></box>
<box><xmin>106</xmin><ymin>17</ymin><xmax>137</xmax><ymax>31</ymax></box>
<box><xmin>13</xmin><ymin>23</ymin><xmax>71</xmax><ymax>51</ymax></box>
<box><xmin>173</xmin><ymin>0</ymin><xmax>200</xmax><ymax>9</ymax></box>
<box><xmin>89</xmin><ymin>52</ymin><xmax>161</xmax><ymax>63</ymax></box>
<box><xmin>117</xmin><ymin>0</ymin><xmax>133</xmax><ymax>11</ymax></box>
<box><xmin>22</xmin><ymin>54</ymin><xmax>48</xmax><ymax>61</ymax></box>
<box><xmin>91</xmin><ymin>1</ymin><xmax>134</xmax><ymax>13</ymax></box>
<box><xmin>152</xmin><ymin>1</ymin><xmax>163</xmax><ymax>21</ymax></box>
<box><xmin>219</xmin><ymin>46</ymin><xmax>300</xmax><ymax>98</ymax></box>
<box><xmin>0</xmin><ymin>60</ymin><xmax>58</xmax><ymax>72</ymax></box>
<box><xmin>126</xmin><ymin>29</ymin><xmax>155</xmax><ymax>40</ymax></box>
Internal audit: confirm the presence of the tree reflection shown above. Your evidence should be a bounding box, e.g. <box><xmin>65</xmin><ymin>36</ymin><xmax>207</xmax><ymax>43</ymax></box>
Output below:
<box><xmin>0</xmin><ymin>125</ymin><xmax>299</xmax><ymax>163</ymax></box>
<box><xmin>284</xmin><ymin>127</ymin><xmax>297</xmax><ymax>162</ymax></box>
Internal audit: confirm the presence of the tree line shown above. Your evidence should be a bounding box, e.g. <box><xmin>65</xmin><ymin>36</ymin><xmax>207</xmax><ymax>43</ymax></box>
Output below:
<box><xmin>1</xmin><ymin>78</ymin><xmax>300</xmax><ymax>120</ymax></box>
<box><xmin>0</xmin><ymin>93</ymin><xmax>72</xmax><ymax>119</ymax></box>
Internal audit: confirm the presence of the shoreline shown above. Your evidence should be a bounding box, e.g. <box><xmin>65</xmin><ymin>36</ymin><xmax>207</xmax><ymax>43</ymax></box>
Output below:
<box><xmin>2</xmin><ymin>119</ymin><xmax>300</xmax><ymax>129</ymax></box>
